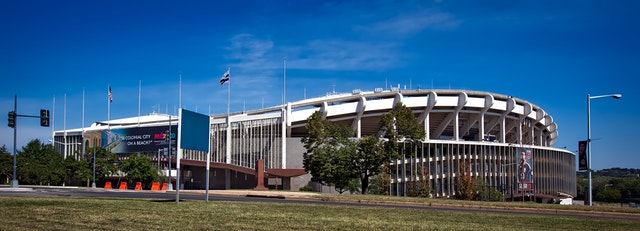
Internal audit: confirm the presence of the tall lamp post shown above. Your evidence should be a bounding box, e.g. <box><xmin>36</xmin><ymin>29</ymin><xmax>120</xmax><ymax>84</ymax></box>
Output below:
<box><xmin>92</xmin><ymin>137</ymin><xmax>97</xmax><ymax>188</ymax></box>
<box><xmin>587</xmin><ymin>93</ymin><xmax>622</xmax><ymax>206</ymax></box>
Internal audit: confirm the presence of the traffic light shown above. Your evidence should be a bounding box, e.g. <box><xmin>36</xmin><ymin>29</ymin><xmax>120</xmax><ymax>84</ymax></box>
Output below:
<box><xmin>8</xmin><ymin>111</ymin><xmax>16</xmax><ymax>128</ymax></box>
<box><xmin>40</xmin><ymin>109</ymin><xmax>50</xmax><ymax>127</ymax></box>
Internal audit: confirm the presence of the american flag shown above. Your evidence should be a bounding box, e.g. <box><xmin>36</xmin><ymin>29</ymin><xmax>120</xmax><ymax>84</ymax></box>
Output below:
<box><xmin>108</xmin><ymin>86</ymin><xmax>113</xmax><ymax>102</ymax></box>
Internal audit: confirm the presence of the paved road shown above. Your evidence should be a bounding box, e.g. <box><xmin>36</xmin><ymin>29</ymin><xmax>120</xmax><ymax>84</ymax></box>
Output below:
<box><xmin>1</xmin><ymin>186</ymin><xmax>639</xmax><ymax>221</ymax></box>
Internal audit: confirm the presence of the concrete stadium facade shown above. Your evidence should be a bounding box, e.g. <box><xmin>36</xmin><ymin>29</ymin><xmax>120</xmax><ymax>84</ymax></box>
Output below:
<box><xmin>54</xmin><ymin>88</ymin><xmax>576</xmax><ymax>198</ymax></box>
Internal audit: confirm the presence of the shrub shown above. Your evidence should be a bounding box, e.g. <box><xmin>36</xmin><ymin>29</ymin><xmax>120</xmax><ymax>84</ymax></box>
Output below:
<box><xmin>299</xmin><ymin>185</ymin><xmax>314</xmax><ymax>192</ymax></box>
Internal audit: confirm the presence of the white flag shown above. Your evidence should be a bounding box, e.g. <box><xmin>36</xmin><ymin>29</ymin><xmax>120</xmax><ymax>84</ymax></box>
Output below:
<box><xmin>219</xmin><ymin>70</ymin><xmax>230</xmax><ymax>85</ymax></box>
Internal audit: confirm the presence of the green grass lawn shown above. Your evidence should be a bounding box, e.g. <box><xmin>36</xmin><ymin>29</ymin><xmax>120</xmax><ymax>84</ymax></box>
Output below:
<box><xmin>318</xmin><ymin>194</ymin><xmax>640</xmax><ymax>214</ymax></box>
<box><xmin>0</xmin><ymin>196</ymin><xmax>638</xmax><ymax>231</ymax></box>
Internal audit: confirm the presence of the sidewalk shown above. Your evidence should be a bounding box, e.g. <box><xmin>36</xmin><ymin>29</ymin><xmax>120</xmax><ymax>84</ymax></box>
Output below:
<box><xmin>175</xmin><ymin>189</ymin><xmax>320</xmax><ymax>199</ymax></box>
<box><xmin>1</xmin><ymin>184</ymin><xmax>321</xmax><ymax>199</ymax></box>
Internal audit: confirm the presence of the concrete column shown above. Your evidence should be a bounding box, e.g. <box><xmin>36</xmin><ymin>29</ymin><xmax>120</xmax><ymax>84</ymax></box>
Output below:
<box><xmin>254</xmin><ymin>159</ymin><xmax>267</xmax><ymax>190</ymax></box>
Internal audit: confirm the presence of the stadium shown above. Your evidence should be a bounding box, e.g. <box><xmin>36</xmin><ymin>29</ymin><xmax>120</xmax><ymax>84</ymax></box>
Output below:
<box><xmin>53</xmin><ymin>88</ymin><xmax>576</xmax><ymax>200</ymax></box>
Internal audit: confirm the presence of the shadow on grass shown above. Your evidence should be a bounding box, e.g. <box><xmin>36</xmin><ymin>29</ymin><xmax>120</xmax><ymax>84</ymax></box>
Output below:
<box><xmin>150</xmin><ymin>199</ymin><xmax>185</xmax><ymax>203</ymax></box>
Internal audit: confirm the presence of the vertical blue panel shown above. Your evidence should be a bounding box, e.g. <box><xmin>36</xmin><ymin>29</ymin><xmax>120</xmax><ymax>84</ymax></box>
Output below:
<box><xmin>179</xmin><ymin>109</ymin><xmax>209</xmax><ymax>152</ymax></box>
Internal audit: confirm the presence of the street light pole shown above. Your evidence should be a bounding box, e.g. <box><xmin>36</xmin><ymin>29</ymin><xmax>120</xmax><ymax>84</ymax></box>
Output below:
<box><xmin>587</xmin><ymin>93</ymin><xmax>622</xmax><ymax>206</ymax></box>
<box><xmin>11</xmin><ymin>94</ymin><xmax>18</xmax><ymax>188</ymax></box>
<box><xmin>167</xmin><ymin>114</ymin><xmax>173</xmax><ymax>191</ymax></box>
<box><xmin>92</xmin><ymin>137</ymin><xmax>96</xmax><ymax>188</ymax></box>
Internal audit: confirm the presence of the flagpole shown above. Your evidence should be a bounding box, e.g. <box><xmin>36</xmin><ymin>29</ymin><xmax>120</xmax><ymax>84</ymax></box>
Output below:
<box><xmin>82</xmin><ymin>88</ymin><xmax>85</xmax><ymax>160</ymax></box>
<box><xmin>227</xmin><ymin>66</ymin><xmax>230</xmax><ymax>116</ymax></box>
<box><xmin>138</xmin><ymin>80</ymin><xmax>141</xmax><ymax>126</ymax></box>
<box><xmin>283</xmin><ymin>57</ymin><xmax>286</xmax><ymax>106</ymax></box>
<box><xmin>226</xmin><ymin>66</ymin><xmax>231</xmax><ymax>165</ymax></box>
<box><xmin>52</xmin><ymin>95</ymin><xmax>55</xmax><ymax>148</ymax></box>
<box><xmin>82</xmin><ymin>89</ymin><xmax>85</xmax><ymax>131</ymax></box>
<box><xmin>63</xmin><ymin>93</ymin><xmax>67</xmax><ymax>160</ymax></box>
<box><xmin>179</xmin><ymin>72</ymin><xmax>182</xmax><ymax>109</ymax></box>
<box><xmin>108</xmin><ymin>85</ymin><xmax>111</xmax><ymax>130</ymax></box>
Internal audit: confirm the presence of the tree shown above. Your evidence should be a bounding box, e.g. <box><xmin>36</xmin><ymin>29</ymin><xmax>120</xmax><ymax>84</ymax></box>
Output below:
<box><xmin>120</xmin><ymin>154</ymin><xmax>160</xmax><ymax>189</ymax></box>
<box><xmin>597</xmin><ymin>189</ymin><xmax>622</xmax><ymax>203</ymax></box>
<box><xmin>302</xmin><ymin>111</ymin><xmax>358</xmax><ymax>193</ymax></box>
<box><xmin>368</xmin><ymin>167</ymin><xmax>391</xmax><ymax>195</ymax></box>
<box><xmin>379</xmin><ymin>103</ymin><xmax>426</xmax><ymax>162</ymax></box>
<box><xmin>92</xmin><ymin>146</ymin><xmax>118</xmax><ymax>183</ymax></box>
<box><xmin>456</xmin><ymin>160</ymin><xmax>475</xmax><ymax>200</ymax></box>
<box><xmin>63</xmin><ymin>155</ymin><xmax>91</xmax><ymax>186</ymax></box>
<box><xmin>347</xmin><ymin>178</ymin><xmax>361</xmax><ymax>194</ymax></box>
<box><xmin>17</xmin><ymin>139</ymin><xmax>65</xmax><ymax>185</ymax></box>
<box><xmin>303</xmin><ymin>104</ymin><xmax>426</xmax><ymax>195</ymax></box>
<box><xmin>406</xmin><ymin>165</ymin><xmax>431</xmax><ymax>198</ymax></box>
<box><xmin>379</xmin><ymin>103</ymin><xmax>426</xmax><ymax>194</ymax></box>
<box><xmin>380</xmin><ymin>103</ymin><xmax>426</xmax><ymax>143</ymax></box>
<box><xmin>474</xmin><ymin>180</ymin><xmax>504</xmax><ymax>201</ymax></box>
<box><xmin>352</xmin><ymin>135</ymin><xmax>387</xmax><ymax>194</ymax></box>
<box><xmin>0</xmin><ymin>145</ymin><xmax>12</xmax><ymax>183</ymax></box>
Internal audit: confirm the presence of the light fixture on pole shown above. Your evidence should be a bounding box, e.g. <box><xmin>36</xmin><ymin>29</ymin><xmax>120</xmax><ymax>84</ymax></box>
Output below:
<box><xmin>586</xmin><ymin>93</ymin><xmax>622</xmax><ymax>206</ymax></box>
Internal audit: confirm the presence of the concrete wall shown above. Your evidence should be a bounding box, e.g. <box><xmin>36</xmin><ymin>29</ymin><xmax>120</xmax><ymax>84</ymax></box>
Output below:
<box><xmin>286</xmin><ymin>137</ymin><xmax>312</xmax><ymax>191</ymax></box>
<box><xmin>180</xmin><ymin>166</ymin><xmax>256</xmax><ymax>190</ymax></box>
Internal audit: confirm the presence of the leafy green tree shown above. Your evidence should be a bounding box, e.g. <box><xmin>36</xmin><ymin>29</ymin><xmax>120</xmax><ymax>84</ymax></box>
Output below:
<box><xmin>368</xmin><ymin>168</ymin><xmax>391</xmax><ymax>195</ymax></box>
<box><xmin>63</xmin><ymin>154</ymin><xmax>91</xmax><ymax>186</ymax></box>
<box><xmin>597</xmin><ymin>189</ymin><xmax>622</xmax><ymax>203</ymax></box>
<box><xmin>92</xmin><ymin>146</ymin><xmax>118</xmax><ymax>183</ymax></box>
<box><xmin>576</xmin><ymin>169</ymin><xmax>640</xmax><ymax>203</ymax></box>
<box><xmin>352</xmin><ymin>135</ymin><xmax>386</xmax><ymax>194</ymax></box>
<box><xmin>474</xmin><ymin>180</ymin><xmax>504</xmax><ymax>202</ymax></box>
<box><xmin>347</xmin><ymin>178</ymin><xmax>361</xmax><ymax>194</ymax></box>
<box><xmin>304</xmin><ymin>139</ymin><xmax>357</xmax><ymax>194</ymax></box>
<box><xmin>17</xmin><ymin>139</ymin><xmax>65</xmax><ymax>185</ymax></box>
<box><xmin>379</xmin><ymin>103</ymin><xmax>426</xmax><ymax>195</ymax></box>
<box><xmin>303</xmin><ymin>104</ymin><xmax>427</xmax><ymax>195</ymax></box>
<box><xmin>380</xmin><ymin>103</ymin><xmax>426</xmax><ymax>142</ymax></box>
<box><xmin>120</xmin><ymin>154</ymin><xmax>160</xmax><ymax>189</ymax></box>
<box><xmin>0</xmin><ymin>145</ymin><xmax>12</xmax><ymax>183</ymax></box>
<box><xmin>302</xmin><ymin>111</ymin><xmax>358</xmax><ymax>193</ymax></box>
<box><xmin>379</xmin><ymin>103</ymin><xmax>426</xmax><ymax>161</ymax></box>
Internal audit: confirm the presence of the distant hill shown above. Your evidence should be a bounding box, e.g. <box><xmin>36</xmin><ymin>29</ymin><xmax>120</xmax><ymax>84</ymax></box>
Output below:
<box><xmin>577</xmin><ymin>168</ymin><xmax>640</xmax><ymax>178</ymax></box>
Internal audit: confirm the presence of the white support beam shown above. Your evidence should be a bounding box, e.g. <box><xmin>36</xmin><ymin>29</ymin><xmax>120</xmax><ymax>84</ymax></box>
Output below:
<box><xmin>351</xmin><ymin>96</ymin><xmax>366</xmax><ymax>138</ymax></box>
<box><xmin>393</xmin><ymin>92</ymin><xmax>403</xmax><ymax>106</ymax></box>
<box><xmin>453</xmin><ymin>92</ymin><xmax>468</xmax><ymax>141</ymax></box>
<box><xmin>479</xmin><ymin>94</ymin><xmax>494</xmax><ymax>141</ymax></box>
<box><xmin>499</xmin><ymin>98</ymin><xmax>515</xmax><ymax>142</ymax></box>
<box><xmin>433</xmin><ymin>92</ymin><xmax>467</xmax><ymax>139</ymax></box>
<box><xmin>418</xmin><ymin>92</ymin><xmax>437</xmax><ymax>140</ymax></box>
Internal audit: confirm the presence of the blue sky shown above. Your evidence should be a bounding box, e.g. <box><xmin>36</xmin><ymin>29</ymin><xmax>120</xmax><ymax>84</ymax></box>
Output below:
<box><xmin>1</xmin><ymin>1</ymin><xmax>638</xmax><ymax>170</ymax></box>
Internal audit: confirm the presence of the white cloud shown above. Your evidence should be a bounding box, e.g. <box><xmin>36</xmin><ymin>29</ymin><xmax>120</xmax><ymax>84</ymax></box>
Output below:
<box><xmin>223</xmin><ymin>34</ymin><xmax>403</xmax><ymax>72</ymax></box>
<box><xmin>362</xmin><ymin>9</ymin><xmax>461</xmax><ymax>36</ymax></box>
<box><xmin>286</xmin><ymin>39</ymin><xmax>401</xmax><ymax>70</ymax></box>
<box><xmin>225</xmin><ymin>34</ymin><xmax>274</xmax><ymax>61</ymax></box>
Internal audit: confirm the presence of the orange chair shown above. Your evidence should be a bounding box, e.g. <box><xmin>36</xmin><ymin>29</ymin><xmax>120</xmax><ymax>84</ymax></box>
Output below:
<box><xmin>119</xmin><ymin>182</ymin><xmax>127</xmax><ymax>190</ymax></box>
<box><xmin>134</xmin><ymin>182</ymin><xmax>142</xmax><ymax>190</ymax></box>
<box><xmin>104</xmin><ymin>182</ymin><xmax>112</xmax><ymax>189</ymax></box>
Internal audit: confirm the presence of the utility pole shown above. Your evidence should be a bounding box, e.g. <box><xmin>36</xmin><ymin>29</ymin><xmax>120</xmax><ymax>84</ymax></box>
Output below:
<box><xmin>7</xmin><ymin>94</ymin><xmax>50</xmax><ymax>188</ymax></box>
